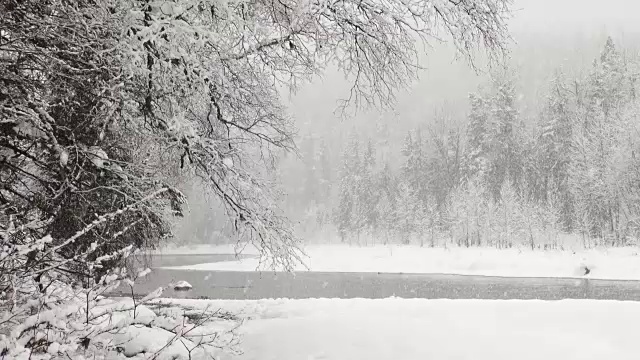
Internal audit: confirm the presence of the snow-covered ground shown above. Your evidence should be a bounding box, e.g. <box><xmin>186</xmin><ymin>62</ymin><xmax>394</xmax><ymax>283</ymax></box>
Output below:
<box><xmin>159</xmin><ymin>244</ymin><xmax>640</xmax><ymax>280</ymax></box>
<box><xmin>156</xmin><ymin>297</ymin><xmax>640</xmax><ymax>360</ymax></box>
<box><xmin>152</xmin><ymin>243</ymin><xmax>260</xmax><ymax>256</ymax></box>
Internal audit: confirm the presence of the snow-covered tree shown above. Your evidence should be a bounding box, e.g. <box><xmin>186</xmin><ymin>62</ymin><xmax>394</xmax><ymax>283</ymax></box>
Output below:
<box><xmin>336</xmin><ymin>136</ymin><xmax>361</xmax><ymax>242</ymax></box>
<box><xmin>583</xmin><ymin>37</ymin><xmax>632</xmax><ymax>125</ymax></box>
<box><xmin>394</xmin><ymin>181</ymin><xmax>423</xmax><ymax>245</ymax></box>
<box><xmin>465</xmin><ymin>93</ymin><xmax>492</xmax><ymax>182</ymax></box>
<box><xmin>376</xmin><ymin>192</ymin><xmax>395</xmax><ymax>245</ymax></box>
<box><xmin>495</xmin><ymin>180</ymin><xmax>522</xmax><ymax>248</ymax></box>
<box><xmin>117</xmin><ymin>0</ymin><xmax>512</xmax><ymax>256</ymax></box>
<box><xmin>570</xmin><ymin>115</ymin><xmax>634</xmax><ymax>244</ymax></box>
<box><xmin>446</xmin><ymin>177</ymin><xmax>488</xmax><ymax>247</ymax></box>
<box><xmin>0</xmin><ymin>0</ymin><xmax>186</xmax><ymax>285</ymax></box>
<box><xmin>375</xmin><ymin>162</ymin><xmax>398</xmax><ymax>244</ymax></box>
<box><xmin>402</xmin><ymin>130</ymin><xmax>431</xmax><ymax>205</ymax></box>
<box><xmin>426</xmin><ymin>126</ymin><xmax>463</xmax><ymax>208</ymax></box>
<box><xmin>423</xmin><ymin>199</ymin><xmax>439</xmax><ymax>247</ymax></box>
<box><xmin>2</xmin><ymin>0</ymin><xmax>513</xmax><ymax>268</ymax></box>
<box><xmin>568</xmin><ymin>37</ymin><xmax>640</xmax><ymax>244</ymax></box>
<box><xmin>534</xmin><ymin>70</ymin><xmax>576</xmax><ymax>229</ymax></box>
<box><xmin>360</xmin><ymin>140</ymin><xmax>379</xmax><ymax>241</ymax></box>
<box><xmin>464</xmin><ymin>72</ymin><xmax>523</xmax><ymax>200</ymax></box>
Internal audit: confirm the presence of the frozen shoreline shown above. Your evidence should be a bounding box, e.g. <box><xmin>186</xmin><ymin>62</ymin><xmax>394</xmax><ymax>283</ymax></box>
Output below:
<box><xmin>157</xmin><ymin>244</ymin><xmax>640</xmax><ymax>281</ymax></box>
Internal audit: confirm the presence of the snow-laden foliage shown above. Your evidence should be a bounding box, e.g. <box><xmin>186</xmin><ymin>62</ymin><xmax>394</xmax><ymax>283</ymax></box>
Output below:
<box><xmin>325</xmin><ymin>37</ymin><xmax>640</xmax><ymax>248</ymax></box>
<box><xmin>1</xmin><ymin>0</ymin><xmax>513</xmax><ymax>271</ymax></box>
<box><xmin>2</xmin><ymin>0</ymin><xmax>514</xmax><ymax>357</ymax></box>
<box><xmin>0</xmin><ymin>0</ymin><xmax>187</xmax><ymax>285</ymax></box>
<box><xmin>0</xmin><ymin>280</ymin><xmax>241</xmax><ymax>359</ymax></box>
<box><xmin>114</xmin><ymin>0</ymin><xmax>512</xmax><ymax>262</ymax></box>
<box><xmin>0</xmin><ymin>209</ymin><xmax>240</xmax><ymax>359</ymax></box>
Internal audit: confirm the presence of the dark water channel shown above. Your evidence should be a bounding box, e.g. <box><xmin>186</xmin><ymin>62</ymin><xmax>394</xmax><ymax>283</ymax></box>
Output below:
<box><xmin>113</xmin><ymin>254</ymin><xmax>640</xmax><ymax>301</ymax></box>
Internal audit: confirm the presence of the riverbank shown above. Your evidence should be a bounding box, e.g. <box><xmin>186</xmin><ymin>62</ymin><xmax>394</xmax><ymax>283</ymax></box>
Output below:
<box><xmin>157</xmin><ymin>244</ymin><xmax>640</xmax><ymax>280</ymax></box>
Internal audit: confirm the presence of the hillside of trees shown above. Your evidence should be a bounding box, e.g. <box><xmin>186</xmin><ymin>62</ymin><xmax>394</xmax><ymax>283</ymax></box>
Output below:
<box><xmin>291</xmin><ymin>37</ymin><xmax>640</xmax><ymax>249</ymax></box>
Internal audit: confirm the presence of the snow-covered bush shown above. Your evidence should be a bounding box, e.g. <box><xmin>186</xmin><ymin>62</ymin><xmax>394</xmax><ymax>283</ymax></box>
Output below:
<box><xmin>0</xmin><ymin>279</ymin><xmax>240</xmax><ymax>359</ymax></box>
<box><xmin>0</xmin><ymin>195</ymin><xmax>240</xmax><ymax>359</ymax></box>
<box><xmin>0</xmin><ymin>235</ymin><xmax>239</xmax><ymax>360</ymax></box>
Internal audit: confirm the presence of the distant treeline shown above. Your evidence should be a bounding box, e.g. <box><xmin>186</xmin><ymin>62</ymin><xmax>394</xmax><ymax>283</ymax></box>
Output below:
<box><xmin>294</xmin><ymin>37</ymin><xmax>640</xmax><ymax>248</ymax></box>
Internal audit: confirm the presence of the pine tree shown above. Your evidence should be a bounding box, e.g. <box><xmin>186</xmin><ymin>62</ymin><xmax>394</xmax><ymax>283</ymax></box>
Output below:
<box><xmin>318</xmin><ymin>139</ymin><xmax>333</xmax><ymax>204</ymax></box>
<box><xmin>376</xmin><ymin>162</ymin><xmax>397</xmax><ymax>243</ymax></box>
<box><xmin>376</xmin><ymin>193</ymin><xmax>395</xmax><ymax>245</ymax></box>
<box><xmin>360</xmin><ymin>140</ymin><xmax>379</xmax><ymax>241</ymax></box>
<box><xmin>570</xmin><ymin>118</ymin><xmax>627</xmax><ymax>243</ymax></box>
<box><xmin>336</xmin><ymin>136</ymin><xmax>363</xmax><ymax>243</ymax></box>
<box><xmin>569</xmin><ymin>37</ymin><xmax>640</xmax><ymax>244</ymax></box>
<box><xmin>402</xmin><ymin>130</ymin><xmax>430</xmax><ymax>205</ymax></box>
<box><xmin>465</xmin><ymin>93</ymin><xmax>492</xmax><ymax>182</ymax></box>
<box><xmin>427</xmin><ymin>127</ymin><xmax>463</xmax><ymax>208</ymax></box>
<box><xmin>585</xmin><ymin>37</ymin><xmax>629</xmax><ymax>124</ymax></box>
<box><xmin>465</xmin><ymin>73</ymin><xmax>523</xmax><ymax>200</ymax></box>
<box><xmin>489</xmin><ymin>73</ymin><xmax>523</xmax><ymax>198</ymax></box>
<box><xmin>536</xmin><ymin>70</ymin><xmax>575</xmax><ymax>229</ymax></box>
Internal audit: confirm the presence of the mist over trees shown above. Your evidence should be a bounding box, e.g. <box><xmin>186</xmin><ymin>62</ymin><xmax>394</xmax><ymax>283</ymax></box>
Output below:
<box><xmin>302</xmin><ymin>37</ymin><xmax>640</xmax><ymax>249</ymax></box>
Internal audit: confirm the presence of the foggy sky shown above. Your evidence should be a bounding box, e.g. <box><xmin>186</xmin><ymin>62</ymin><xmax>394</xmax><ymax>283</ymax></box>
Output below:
<box><xmin>286</xmin><ymin>0</ymin><xmax>640</xmax><ymax>147</ymax></box>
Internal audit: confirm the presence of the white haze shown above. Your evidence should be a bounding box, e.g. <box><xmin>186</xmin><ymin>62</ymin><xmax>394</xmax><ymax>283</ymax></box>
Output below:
<box><xmin>175</xmin><ymin>0</ymin><xmax>640</xmax><ymax>246</ymax></box>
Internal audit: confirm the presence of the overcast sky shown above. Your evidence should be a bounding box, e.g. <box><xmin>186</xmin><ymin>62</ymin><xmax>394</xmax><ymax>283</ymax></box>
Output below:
<box><xmin>511</xmin><ymin>0</ymin><xmax>640</xmax><ymax>35</ymax></box>
<box><xmin>284</xmin><ymin>0</ymin><xmax>640</xmax><ymax>147</ymax></box>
